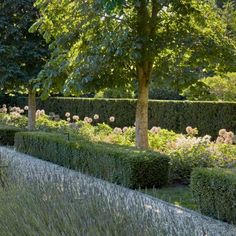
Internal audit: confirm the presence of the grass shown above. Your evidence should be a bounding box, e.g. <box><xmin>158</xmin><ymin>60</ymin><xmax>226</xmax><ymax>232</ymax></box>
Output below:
<box><xmin>142</xmin><ymin>185</ymin><xmax>198</xmax><ymax>211</ymax></box>
<box><xmin>0</xmin><ymin>147</ymin><xmax>235</xmax><ymax>236</ymax></box>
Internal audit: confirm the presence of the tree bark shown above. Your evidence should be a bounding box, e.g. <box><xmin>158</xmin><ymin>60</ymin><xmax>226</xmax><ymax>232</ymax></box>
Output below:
<box><xmin>135</xmin><ymin>66</ymin><xmax>150</xmax><ymax>149</ymax></box>
<box><xmin>28</xmin><ymin>89</ymin><xmax>36</xmax><ymax>131</ymax></box>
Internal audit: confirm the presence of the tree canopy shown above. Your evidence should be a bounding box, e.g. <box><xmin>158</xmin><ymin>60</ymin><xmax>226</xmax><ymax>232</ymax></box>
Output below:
<box><xmin>183</xmin><ymin>72</ymin><xmax>236</xmax><ymax>101</ymax></box>
<box><xmin>0</xmin><ymin>0</ymin><xmax>49</xmax><ymax>130</ymax></box>
<box><xmin>33</xmin><ymin>0</ymin><xmax>236</xmax><ymax>95</ymax></box>
<box><xmin>0</xmin><ymin>0</ymin><xmax>48</xmax><ymax>92</ymax></box>
<box><xmin>32</xmin><ymin>0</ymin><xmax>236</xmax><ymax>147</ymax></box>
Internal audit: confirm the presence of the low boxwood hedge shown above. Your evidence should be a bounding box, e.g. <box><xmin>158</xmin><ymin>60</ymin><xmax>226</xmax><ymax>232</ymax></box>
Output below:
<box><xmin>14</xmin><ymin>132</ymin><xmax>170</xmax><ymax>188</ymax></box>
<box><xmin>191</xmin><ymin>168</ymin><xmax>236</xmax><ymax>224</ymax></box>
<box><xmin>0</xmin><ymin>126</ymin><xmax>23</xmax><ymax>145</ymax></box>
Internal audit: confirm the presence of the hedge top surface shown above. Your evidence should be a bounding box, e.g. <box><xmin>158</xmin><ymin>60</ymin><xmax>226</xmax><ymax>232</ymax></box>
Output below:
<box><xmin>191</xmin><ymin>168</ymin><xmax>236</xmax><ymax>188</ymax></box>
<box><xmin>0</xmin><ymin>126</ymin><xmax>22</xmax><ymax>130</ymax></box>
<box><xmin>28</xmin><ymin>96</ymin><xmax>236</xmax><ymax>104</ymax></box>
<box><xmin>15</xmin><ymin>131</ymin><xmax>170</xmax><ymax>188</ymax></box>
<box><xmin>15</xmin><ymin>131</ymin><xmax>169</xmax><ymax>160</ymax></box>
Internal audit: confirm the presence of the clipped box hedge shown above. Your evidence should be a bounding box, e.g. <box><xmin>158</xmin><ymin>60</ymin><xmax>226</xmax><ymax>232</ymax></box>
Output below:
<box><xmin>14</xmin><ymin>132</ymin><xmax>170</xmax><ymax>188</ymax></box>
<box><xmin>16</xmin><ymin>97</ymin><xmax>236</xmax><ymax>137</ymax></box>
<box><xmin>0</xmin><ymin>126</ymin><xmax>23</xmax><ymax>146</ymax></box>
<box><xmin>191</xmin><ymin>168</ymin><xmax>236</xmax><ymax>224</ymax></box>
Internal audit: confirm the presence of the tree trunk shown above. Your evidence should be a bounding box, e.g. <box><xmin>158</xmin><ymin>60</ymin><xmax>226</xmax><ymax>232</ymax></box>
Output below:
<box><xmin>135</xmin><ymin>66</ymin><xmax>150</xmax><ymax>149</ymax></box>
<box><xmin>28</xmin><ymin>89</ymin><xmax>36</xmax><ymax>131</ymax></box>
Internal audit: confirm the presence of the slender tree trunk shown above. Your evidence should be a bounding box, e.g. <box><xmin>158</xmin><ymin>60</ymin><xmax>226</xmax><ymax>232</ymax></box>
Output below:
<box><xmin>28</xmin><ymin>89</ymin><xmax>36</xmax><ymax>131</ymax></box>
<box><xmin>135</xmin><ymin>66</ymin><xmax>150</xmax><ymax>149</ymax></box>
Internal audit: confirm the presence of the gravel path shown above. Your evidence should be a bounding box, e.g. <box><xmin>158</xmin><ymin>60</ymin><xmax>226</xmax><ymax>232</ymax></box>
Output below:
<box><xmin>0</xmin><ymin>146</ymin><xmax>236</xmax><ymax>236</ymax></box>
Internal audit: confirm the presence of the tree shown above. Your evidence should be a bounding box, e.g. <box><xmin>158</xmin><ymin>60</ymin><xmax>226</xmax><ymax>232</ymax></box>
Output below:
<box><xmin>32</xmin><ymin>0</ymin><xmax>236</xmax><ymax>148</ymax></box>
<box><xmin>182</xmin><ymin>73</ymin><xmax>236</xmax><ymax>101</ymax></box>
<box><xmin>0</xmin><ymin>0</ymin><xmax>48</xmax><ymax>130</ymax></box>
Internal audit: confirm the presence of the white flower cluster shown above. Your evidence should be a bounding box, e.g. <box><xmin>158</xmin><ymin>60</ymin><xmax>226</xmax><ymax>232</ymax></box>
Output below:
<box><xmin>0</xmin><ymin>104</ymin><xmax>7</xmax><ymax>113</ymax></box>
<box><xmin>84</xmin><ymin>117</ymin><xmax>93</xmax><ymax>124</ymax></box>
<box><xmin>174</xmin><ymin>135</ymin><xmax>211</xmax><ymax>149</ymax></box>
<box><xmin>216</xmin><ymin>129</ymin><xmax>235</xmax><ymax>144</ymax></box>
<box><xmin>36</xmin><ymin>109</ymin><xmax>45</xmax><ymax>119</ymax></box>
<box><xmin>186</xmin><ymin>126</ymin><xmax>198</xmax><ymax>136</ymax></box>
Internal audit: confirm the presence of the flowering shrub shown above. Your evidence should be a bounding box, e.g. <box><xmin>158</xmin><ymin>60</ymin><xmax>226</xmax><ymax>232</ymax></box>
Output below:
<box><xmin>216</xmin><ymin>129</ymin><xmax>236</xmax><ymax>144</ymax></box>
<box><xmin>0</xmin><ymin>105</ymin><xmax>27</xmax><ymax>128</ymax></box>
<box><xmin>36</xmin><ymin>114</ymin><xmax>68</xmax><ymax>132</ymax></box>
<box><xmin>166</xmin><ymin>132</ymin><xmax>236</xmax><ymax>183</ymax></box>
<box><xmin>149</xmin><ymin>128</ymin><xmax>180</xmax><ymax>152</ymax></box>
<box><xmin>1</xmin><ymin>104</ymin><xmax>236</xmax><ymax>184</ymax></box>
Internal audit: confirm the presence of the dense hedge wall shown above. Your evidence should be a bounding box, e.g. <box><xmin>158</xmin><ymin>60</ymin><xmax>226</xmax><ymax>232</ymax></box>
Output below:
<box><xmin>15</xmin><ymin>132</ymin><xmax>169</xmax><ymax>188</ymax></box>
<box><xmin>16</xmin><ymin>97</ymin><xmax>236</xmax><ymax>137</ymax></box>
<box><xmin>0</xmin><ymin>126</ymin><xmax>23</xmax><ymax>145</ymax></box>
<box><xmin>0</xmin><ymin>95</ymin><xmax>17</xmax><ymax>107</ymax></box>
<box><xmin>191</xmin><ymin>168</ymin><xmax>236</xmax><ymax>224</ymax></box>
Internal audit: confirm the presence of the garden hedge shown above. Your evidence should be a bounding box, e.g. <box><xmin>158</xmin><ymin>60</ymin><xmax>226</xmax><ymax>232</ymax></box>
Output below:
<box><xmin>16</xmin><ymin>97</ymin><xmax>236</xmax><ymax>137</ymax></box>
<box><xmin>0</xmin><ymin>95</ymin><xmax>17</xmax><ymax>107</ymax></box>
<box><xmin>191</xmin><ymin>168</ymin><xmax>236</xmax><ymax>224</ymax></box>
<box><xmin>14</xmin><ymin>132</ymin><xmax>170</xmax><ymax>188</ymax></box>
<box><xmin>0</xmin><ymin>126</ymin><xmax>23</xmax><ymax>145</ymax></box>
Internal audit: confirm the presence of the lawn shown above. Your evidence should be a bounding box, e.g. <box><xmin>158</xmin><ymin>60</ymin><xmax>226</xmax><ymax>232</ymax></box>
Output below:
<box><xmin>142</xmin><ymin>185</ymin><xmax>197</xmax><ymax>211</ymax></box>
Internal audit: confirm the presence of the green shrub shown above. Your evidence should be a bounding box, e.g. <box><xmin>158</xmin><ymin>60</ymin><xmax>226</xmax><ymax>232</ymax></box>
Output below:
<box><xmin>14</xmin><ymin>132</ymin><xmax>170</xmax><ymax>188</ymax></box>
<box><xmin>149</xmin><ymin>88</ymin><xmax>184</xmax><ymax>100</ymax></box>
<box><xmin>16</xmin><ymin>97</ymin><xmax>236</xmax><ymax>137</ymax></box>
<box><xmin>0</xmin><ymin>126</ymin><xmax>23</xmax><ymax>145</ymax></box>
<box><xmin>191</xmin><ymin>168</ymin><xmax>236</xmax><ymax>224</ymax></box>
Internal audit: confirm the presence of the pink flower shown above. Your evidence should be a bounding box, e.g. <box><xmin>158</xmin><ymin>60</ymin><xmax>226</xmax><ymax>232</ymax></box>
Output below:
<box><xmin>87</xmin><ymin>118</ymin><xmax>93</xmax><ymax>123</ymax></box>
<box><xmin>150</xmin><ymin>126</ymin><xmax>161</xmax><ymax>134</ymax></box>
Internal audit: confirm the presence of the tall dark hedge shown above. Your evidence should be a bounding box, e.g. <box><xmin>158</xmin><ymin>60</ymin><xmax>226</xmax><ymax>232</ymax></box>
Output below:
<box><xmin>16</xmin><ymin>97</ymin><xmax>236</xmax><ymax>137</ymax></box>
<box><xmin>0</xmin><ymin>95</ymin><xmax>17</xmax><ymax>107</ymax></box>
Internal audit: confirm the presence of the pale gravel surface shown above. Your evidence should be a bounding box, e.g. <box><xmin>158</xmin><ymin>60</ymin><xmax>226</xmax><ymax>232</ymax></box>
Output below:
<box><xmin>0</xmin><ymin>146</ymin><xmax>236</xmax><ymax>236</ymax></box>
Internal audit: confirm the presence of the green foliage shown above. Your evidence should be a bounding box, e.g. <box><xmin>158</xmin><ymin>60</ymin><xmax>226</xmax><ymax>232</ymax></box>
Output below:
<box><xmin>16</xmin><ymin>97</ymin><xmax>236</xmax><ymax>137</ymax></box>
<box><xmin>0</xmin><ymin>179</ymin><xmax>166</xmax><ymax>235</ymax></box>
<box><xmin>191</xmin><ymin>168</ymin><xmax>236</xmax><ymax>224</ymax></box>
<box><xmin>0</xmin><ymin>0</ymin><xmax>49</xmax><ymax>92</ymax></box>
<box><xmin>97</xmin><ymin>87</ymin><xmax>135</xmax><ymax>99</ymax></box>
<box><xmin>143</xmin><ymin>185</ymin><xmax>196</xmax><ymax>211</ymax></box>
<box><xmin>183</xmin><ymin>73</ymin><xmax>236</xmax><ymax>101</ymax></box>
<box><xmin>0</xmin><ymin>112</ymin><xmax>28</xmax><ymax>128</ymax></box>
<box><xmin>14</xmin><ymin>132</ymin><xmax>170</xmax><ymax>188</ymax></box>
<box><xmin>168</xmin><ymin>141</ymin><xmax>236</xmax><ymax>184</ymax></box>
<box><xmin>31</xmin><ymin>0</ymin><xmax>236</xmax><ymax>97</ymax></box>
<box><xmin>36</xmin><ymin>114</ymin><xmax>68</xmax><ymax>132</ymax></box>
<box><xmin>0</xmin><ymin>126</ymin><xmax>23</xmax><ymax>145</ymax></box>
<box><xmin>149</xmin><ymin>129</ymin><xmax>179</xmax><ymax>151</ymax></box>
<box><xmin>149</xmin><ymin>88</ymin><xmax>185</xmax><ymax>100</ymax></box>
